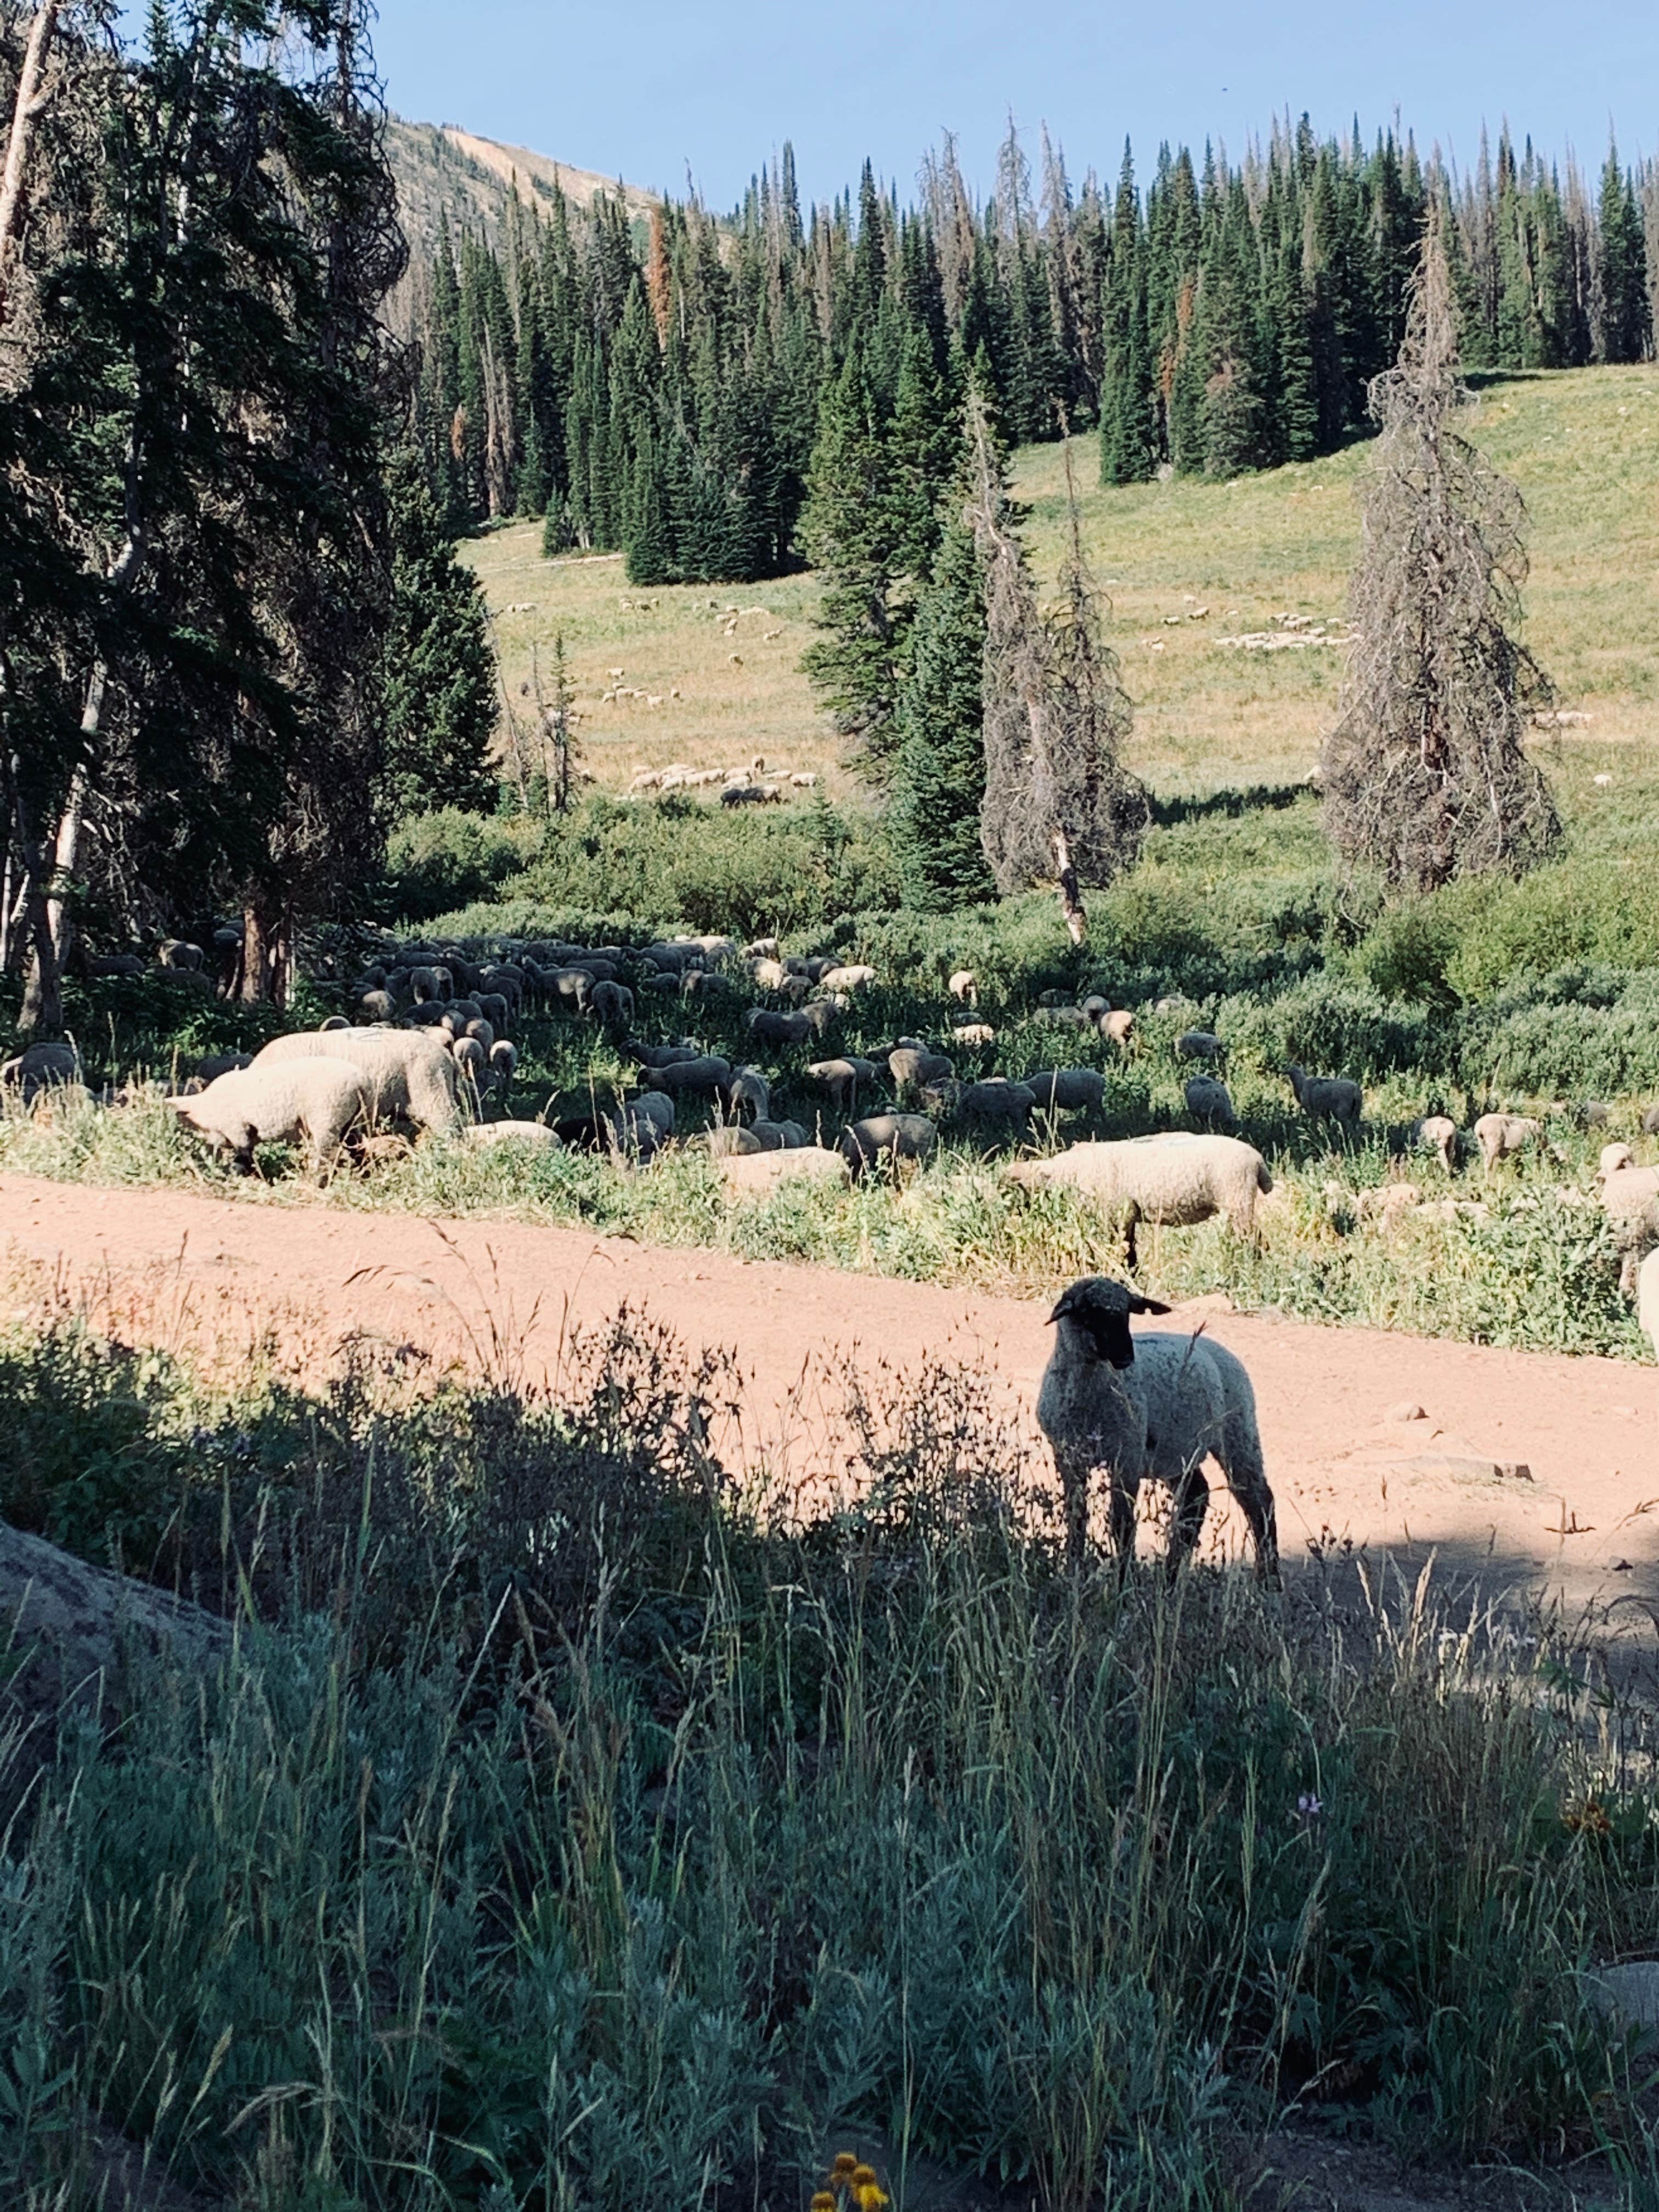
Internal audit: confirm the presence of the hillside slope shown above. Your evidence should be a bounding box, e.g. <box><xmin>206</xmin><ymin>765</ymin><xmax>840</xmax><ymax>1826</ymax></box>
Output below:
<box><xmin>464</xmin><ymin>363</ymin><xmax>1659</xmax><ymax>800</ymax></box>
<box><xmin>387</xmin><ymin>117</ymin><xmax>661</xmax><ymax>268</ymax></box>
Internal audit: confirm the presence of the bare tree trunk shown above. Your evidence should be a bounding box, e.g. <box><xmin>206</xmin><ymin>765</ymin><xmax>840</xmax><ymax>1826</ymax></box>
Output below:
<box><xmin>238</xmin><ymin>898</ymin><xmax>291</xmax><ymax>1007</ymax></box>
<box><xmin>1052</xmin><ymin>827</ymin><xmax>1086</xmax><ymax>945</ymax></box>
<box><xmin>0</xmin><ymin>0</ymin><xmax>61</xmax><ymax>330</ymax></box>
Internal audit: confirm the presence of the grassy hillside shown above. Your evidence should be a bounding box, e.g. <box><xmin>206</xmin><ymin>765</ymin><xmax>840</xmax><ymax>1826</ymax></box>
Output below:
<box><xmin>466</xmin><ymin>363</ymin><xmax>1659</xmax><ymax>800</ymax></box>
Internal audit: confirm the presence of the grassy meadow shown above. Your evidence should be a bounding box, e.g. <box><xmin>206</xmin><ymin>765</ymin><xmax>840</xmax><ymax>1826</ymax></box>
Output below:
<box><xmin>470</xmin><ymin>363</ymin><xmax>1659</xmax><ymax>798</ymax></box>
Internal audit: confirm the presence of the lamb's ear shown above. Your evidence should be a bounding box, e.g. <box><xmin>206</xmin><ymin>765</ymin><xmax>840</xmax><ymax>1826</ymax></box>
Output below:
<box><xmin>1128</xmin><ymin>1293</ymin><xmax>1172</xmax><ymax>1317</ymax></box>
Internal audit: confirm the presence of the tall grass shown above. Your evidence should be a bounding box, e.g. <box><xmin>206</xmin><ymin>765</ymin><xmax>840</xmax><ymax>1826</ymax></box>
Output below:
<box><xmin>2</xmin><ymin>1304</ymin><xmax>1655</xmax><ymax>2208</ymax></box>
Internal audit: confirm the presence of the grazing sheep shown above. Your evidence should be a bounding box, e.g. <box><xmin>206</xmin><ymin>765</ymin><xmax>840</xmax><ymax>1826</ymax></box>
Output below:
<box><xmin>157</xmin><ymin>938</ymin><xmax>205</xmax><ymax>971</ymax></box>
<box><xmin>889</xmin><ymin>1046</ymin><xmax>954</xmax><ymax>1094</ymax></box>
<box><xmin>451</xmin><ymin>1037</ymin><xmax>487</xmax><ymax>1086</ymax></box>
<box><xmin>955</xmin><ymin>1079</ymin><xmax>1036</xmax><ymax>1130</ymax></box>
<box><xmin>749</xmin><ymin>1117</ymin><xmax>809</xmax><ymax>1150</ymax></box>
<box><xmin>748</xmin><ymin>1008</ymin><xmax>813</xmax><ymax>1047</ymax></box>
<box><xmin>947</xmin><ymin>969</ymin><xmax>978</xmax><ymax>1007</ymax></box>
<box><xmin>1035</xmin><ymin>1005</ymin><xmax>1093</xmax><ymax>1031</ymax></box>
<box><xmin>195</xmin><ymin>1051</ymin><xmax>252</xmax><ymax>1085</ymax></box>
<box><xmin>1184</xmin><ymin>1075</ymin><xmax>1238</xmax><ymax>1130</ymax></box>
<box><xmin>252</xmin><ymin>1029</ymin><xmax>462</xmax><ymax>1134</ymax></box>
<box><xmin>2</xmin><ymin>1041</ymin><xmax>79</xmax><ymax>1098</ymax></box>
<box><xmin>1412</xmin><ymin>1115</ymin><xmax>1459</xmax><ymax>1173</ymax></box>
<box><xmin>86</xmin><ymin>952</ymin><xmax>144</xmax><ymax>978</ymax></box>
<box><xmin>720</xmin><ymin>1148</ymin><xmax>850</xmax><ymax>1195</ymax></box>
<box><xmin>951</xmin><ymin>1022</ymin><xmax>998</xmax><ymax>1048</ymax></box>
<box><xmin>1474</xmin><ymin>1111</ymin><xmax>1542</xmax><ymax>1171</ymax></box>
<box><xmin>1600</xmin><ymin>1142</ymin><xmax>1635</xmax><ymax>1178</ymax></box>
<box><xmin>1640</xmin><ymin>1248</ymin><xmax>1659</xmax><ymax>1362</ymax></box>
<box><xmin>465</xmin><ymin>1121</ymin><xmax>563</xmax><ymax>1153</ymax></box>
<box><xmin>590</xmin><ymin>979</ymin><xmax>634</xmax><ymax>1029</ymax></box>
<box><xmin>706</xmin><ymin>1126</ymin><xmax>763</xmax><ymax>1159</ymax></box>
<box><xmin>840</xmin><ymin>1113</ymin><xmax>938</xmax><ymax>1174</ymax></box>
<box><xmin>1600</xmin><ymin>1163</ymin><xmax>1659</xmax><ymax>1295</ymax></box>
<box><xmin>725</xmin><ymin>1065</ymin><xmax>771</xmax><ymax>1120</ymax></box>
<box><xmin>629</xmin><ymin>1041</ymin><xmax>700</xmax><ymax>1070</ymax></box>
<box><xmin>1285</xmin><ymin>1065</ymin><xmax>1363</xmax><ymax>1122</ymax></box>
<box><xmin>1025</xmin><ymin>1068</ymin><xmax>1107</xmax><ymax>1114</ymax></box>
<box><xmin>1176</xmin><ymin>1030</ymin><xmax>1226</xmax><ymax>1067</ymax></box>
<box><xmin>488</xmin><ymin>1041</ymin><xmax>518</xmax><ymax>1090</ymax></box>
<box><xmin>819</xmin><ymin>963</ymin><xmax>876</xmax><ymax>992</ymax></box>
<box><xmin>749</xmin><ymin>957</ymin><xmax>788</xmax><ymax>991</ymax></box>
<box><xmin>806</xmin><ymin>1056</ymin><xmax>878</xmax><ymax>1110</ymax></box>
<box><xmin>1005</xmin><ymin>1135</ymin><xmax>1273</xmax><ymax>1268</ymax></box>
<box><xmin>357</xmin><ymin>990</ymin><xmax>397</xmax><ymax>1024</ymax></box>
<box><xmin>170</xmin><ymin>1057</ymin><xmax>371</xmax><ymax>1176</ymax></box>
<box><xmin>1101</xmin><ymin>1009</ymin><xmax>1136</xmax><ymax>1048</ymax></box>
<box><xmin>646</xmin><ymin>1054</ymin><xmax>732</xmax><ymax>1099</ymax></box>
<box><xmin>1039</xmin><ymin>1277</ymin><xmax>1278</xmax><ymax>1578</ymax></box>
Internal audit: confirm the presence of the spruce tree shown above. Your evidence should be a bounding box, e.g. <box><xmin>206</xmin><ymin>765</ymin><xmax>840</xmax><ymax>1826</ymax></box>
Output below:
<box><xmin>889</xmin><ymin>499</ymin><xmax>993</xmax><ymax>908</ymax></box>
<box><xmin>379</xmin><ymin>450</ymin><xmax>499</xmax><ymax>819</ymax></box>
<box><xmin>800</xmin><ymin>343</ymin><xmax>906</xmax><ymax>778</ymax></box>
<box><xmin>1321</xmin><ymin>213</ymin><xmax>1560</xmax><ymax>890</ymax></box>
<box><xmin>1597</xmin><ymin>140</ymin><xmax>1652</xmax><ymax>363</ymax></box>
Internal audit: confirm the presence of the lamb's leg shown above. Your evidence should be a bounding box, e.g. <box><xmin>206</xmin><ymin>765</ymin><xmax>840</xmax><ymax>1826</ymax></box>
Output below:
<box><xmin>1167</xmin><ymin>1459</ymin><xmax>1209</xmax><ymax>1578</ymax></box>
<box><xmin>1217</xmin><ymin>1430</ymin><xmax>1280</xmax><ymax>1583</ymax></box>
<box><xmin>1107</xmin><ymin>1468</ymin><xmax>1139</xmax><ymax>1567</ymax></box>
<box><xmin>1058</xmin><ymin>1449</ymin><xmax>1092</xmax><ymax>1570</ymax></box>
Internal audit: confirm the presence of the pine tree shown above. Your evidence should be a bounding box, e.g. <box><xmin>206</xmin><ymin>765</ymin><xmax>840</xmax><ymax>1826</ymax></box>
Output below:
<box><xmin>1598</xmin><ymin>139</ymin><xmax>1652</xmax><ymax>363</ymax></box>
<box><xmin>624</xmin><ymin>421</ymin><xmax>676</xmax><ymax>584</ymax></box>
<box><xmin>379</xmin><ymin>450</ymin><xmax>499</xmax><ymax>819</ymax></box>
<box><xmin>889</xmin><ymin>496</ymin><xmax>993</xmax><ymax>908</ymax></box>
<box><xmin>1321</xmin><ymin>213</ymin><xmax>1560</xmax><ymax>890</ymax></box>
<box><xmin>800</xmin><ymin>344</ymin><xmax>906</xmax><ymax>777</ymax></box>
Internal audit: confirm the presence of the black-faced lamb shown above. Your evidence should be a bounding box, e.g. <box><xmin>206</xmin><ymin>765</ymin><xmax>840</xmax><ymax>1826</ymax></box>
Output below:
<box><xmin>1039</xmin><ymin>1276</ymin><xmax>1278</xmax><ymax>1578</ymax></box>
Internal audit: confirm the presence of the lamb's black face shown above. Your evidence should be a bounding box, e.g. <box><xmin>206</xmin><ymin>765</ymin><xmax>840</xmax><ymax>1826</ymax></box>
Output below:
<box><xmin>1046</xmin><ymin>1277</ymin><xmax>1170</xmax><ymax>1369</ymax></box>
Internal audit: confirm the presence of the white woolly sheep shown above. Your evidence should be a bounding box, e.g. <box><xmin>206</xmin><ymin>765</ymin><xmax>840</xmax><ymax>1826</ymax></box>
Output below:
<box><xmin>1639</xmin><ymin>1248</ymin><xmax>1659</xmax><ymax>1361</ymax></box>
<box><xmin>1286</xmin><ymin>1065</ymin><xmax>1363</xmax><ymax>1122</ymax></box>
<box><xmin>252</xmin><ymin>1028</ymin><xmax>462</xmax><ymax>1134</ymax></box>
<box><xmin>1599</xmin><ymin>1142</ymin><xmax>1635</xmax><ymax>1178</ymax></box>
<box><xmin>1039</xmin><ymin>1276</ymin><xmax>1278</xmax><ymax>1578</ymax></box>
<box><xmin>1176</xmin><ymin>1030</ymin><xmax>1226</xmax><ymax>1066</ymax></box>
<box><xmin>1600</xmin><ymin>1163</ymin><xmax>1659</xmax><ymax>1295</ymax></box>
<box><xmin>952</xmin><ymin>1022</ymin><xmax>998</xmax><ymax>1048</ymax></box>
<box><xmin>1023</xmin><ymin>1069</ymin><xmax>1106</xmax><ymax>1114</ymax></box>
<box><xmin>806</xmin><ymin>1056</ymin><xmax>878</xmax><ymax>1110</ymax></box>
<box><xmin>840</xmin><ymin>1113</ymin><xmax>938</xmax><ymax>1174</ymax></box>
<box><xmin>720</xmin><ymin>1147</ymin><xmax>850</xmax><ymax>1195</ymax></box>
<box><xmin>819</xmin><ymin>963</ymin><xmax>876</xmax><ymax>991</ymax></box>
<box><xmin>646</xmin><ymin>1054</ymin><xmax>732</xmax><ymax>1099</ymax></box>
<box><xmin>749</xmin><ymin>1117</ymin><xmax>809</xmax><ymax>1150</ymax></box>
<box><xmin>725</xmin><ymin>1065</ymin><xmax>771</xmax><ymax>1120</ymax></box>
<box><xmin>1005</xmin><ymin>1135</ymin><xmax>1274</xmax><ymax>1269</ymax></box>
<box><xmin>1101</xmin><ymin>1009</ymin><xmax>1136</xmax><ymax>1048</ymax></box>
<box><xmin>1474</xmin><ymin>1111</ymin><xmax>1542</xmax><ymax>1171</ymax></box>
<box><xmin>464</xmin><ymin>1121</ymin><xmax>563</xmax><ymax>1153</ymax></box>
<box><xmin>955</xmin><ymin>1078</ymin><xmax>1035</xmax><ymax>1130</ymax></box>
<box><xmin>2</xmin><ymin>1041</ymin><xmax>79</xmax><ymax>1098</ymax></box>
<box><xmin>889</xmin><ymin>1046</ymin><xmax>954</xmax><ymax>1093</ymax></box>
<box><xmin>1412</xmin><ymin>1115</ymin><xmax>1459</xmax><ymax>1173</ymax></box>
<box><xmin>1184</xmin><ymin>1075</ymin><xmax>1238</xmax><ymax>1130</ymax></box>
<box><xmin>171</xmin><ymin>1057</ymin><xmax>371</xmax><ymax>1175</ymax></box>
<box><xmin>947</xmin><ymin>969</ymin><xmax>978</xmax><ymax>1006</ymax></box>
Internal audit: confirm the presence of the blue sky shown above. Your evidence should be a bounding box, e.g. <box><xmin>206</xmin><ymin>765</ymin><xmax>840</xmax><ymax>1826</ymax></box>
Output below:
<box><xmin>371</xmin><ymin>0</ymin><xmax>1657</xmax><ymax>208</ymax></box>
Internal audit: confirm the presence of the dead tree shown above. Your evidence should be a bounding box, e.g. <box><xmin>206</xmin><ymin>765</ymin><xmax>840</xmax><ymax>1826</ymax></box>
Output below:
<box><xmin>971</xmin><ymin>398</ymin><xmax>1146</xmax><ymax>943</ymax></box>
<box><xmin>1321</xmin><ymin>206</ymin><xmax>1561</xmax><ymax>891</ymax></box>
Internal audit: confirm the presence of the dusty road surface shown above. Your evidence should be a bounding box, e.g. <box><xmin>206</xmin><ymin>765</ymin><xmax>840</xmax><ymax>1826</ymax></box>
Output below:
<box><xmin>4</xmin><ymin>1172</ymin><xmax>1656</xmax><ymax>1627</ymax></box>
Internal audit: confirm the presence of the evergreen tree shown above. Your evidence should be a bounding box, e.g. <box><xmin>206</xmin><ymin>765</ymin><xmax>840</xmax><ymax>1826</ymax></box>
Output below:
<box><xmin>889</xmin><ymin>497</ymin><xmax>993</xmax><ymax>908</ymax></box>
<box><xmin>1598</xmin><ymin>140</ymin><xmax>1652</xmax><ymax>362</ymax></box>
<box><xmin>379</xmin><ymin>452</ymin><xmax>500</xmax><ymax>819</ymax></box>
<box><xmin>800</xmin><ymin>344</ymin><xmax>907</xmax><ymax>778</ymax></box>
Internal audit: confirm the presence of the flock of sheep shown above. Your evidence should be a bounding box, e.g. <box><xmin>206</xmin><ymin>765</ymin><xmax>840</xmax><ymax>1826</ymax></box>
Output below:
<box><xmin>5</xmin><ymin>917</ymin><xmax>1659</xmax><ymax>1573</ymax></box>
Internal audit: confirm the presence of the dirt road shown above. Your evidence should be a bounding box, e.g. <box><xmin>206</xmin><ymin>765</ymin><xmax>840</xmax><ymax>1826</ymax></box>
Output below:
<box><xmin>4</xmin><ymin>1172</ymin><xmax>1656</xmax><ymax>1623</ymax></box>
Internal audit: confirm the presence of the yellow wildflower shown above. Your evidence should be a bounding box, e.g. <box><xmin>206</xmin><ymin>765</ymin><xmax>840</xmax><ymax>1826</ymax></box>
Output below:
<box><xmin>849</xmin><ymin>2169</ymin><xmax>877</xmax><ymax>2190</ymax></box>
<box><xmin>829</xmin><ymin>2155</ymin><xmax>859</xmax><ymax>2182</ymax></box>
<box><xmin>811</xmin><ymin>2195</ymin><xmax>837</xmax><ymax>2211</ymax></box>
<box><xmin>855</xmin><ymin>2188</ymin><xmax>889</xmax><ymax>2212</ymax></box>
